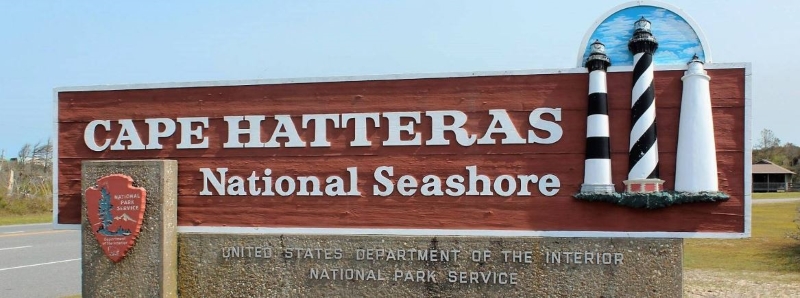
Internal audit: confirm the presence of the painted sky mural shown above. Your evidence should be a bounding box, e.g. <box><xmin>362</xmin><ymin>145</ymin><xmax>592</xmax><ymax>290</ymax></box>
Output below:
<box><xmin>581</xmin><ymin>6</ymin><xmax>705</xmax><ymax>67</ymax></box>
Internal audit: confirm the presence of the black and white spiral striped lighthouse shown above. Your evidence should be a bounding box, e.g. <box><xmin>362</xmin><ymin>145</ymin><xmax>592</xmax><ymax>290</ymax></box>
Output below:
<box><xmin>625</xmin><ymin>17</ymin><xmax>664</xmax><ymax>193</ymax></box>
<box><xmin>580</xmin><ymin>40</ymin><xmax>614</xmax><ymax>193</ymax></box>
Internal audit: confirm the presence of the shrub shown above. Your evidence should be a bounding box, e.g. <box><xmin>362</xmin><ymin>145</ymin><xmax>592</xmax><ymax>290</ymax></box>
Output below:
<box><xmin>0</xmin><ymin>194</ymin><xmax>52</xmax><ymax>215</ymax></box>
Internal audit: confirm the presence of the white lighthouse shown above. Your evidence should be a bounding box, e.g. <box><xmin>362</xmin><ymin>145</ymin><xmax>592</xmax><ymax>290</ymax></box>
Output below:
<box><xmin>674</xmin><ymin>55</ymin><xmax>719</xmax><ymax>192</ymax></box>
<box><xmin>581</xmin><ymin>40</ymin><xmax>615</xmax><ymax>193</ymax></box>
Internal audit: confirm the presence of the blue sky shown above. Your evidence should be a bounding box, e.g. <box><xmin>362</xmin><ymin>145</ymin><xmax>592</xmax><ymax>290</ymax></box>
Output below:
<box><xmin>1</xmin><ymin>0</ymin><xmax>798</xmax><ymax>156</ymax></box>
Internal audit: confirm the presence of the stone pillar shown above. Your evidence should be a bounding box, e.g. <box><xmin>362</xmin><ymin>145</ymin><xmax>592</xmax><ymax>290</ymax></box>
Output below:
<box><xmin>81</xmin><ymin>160</ymin><xmax>178</xmax><ymax>298</ymax></box>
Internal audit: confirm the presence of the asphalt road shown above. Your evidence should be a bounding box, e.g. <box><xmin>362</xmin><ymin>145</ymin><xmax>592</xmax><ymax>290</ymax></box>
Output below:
<box><xmin>0</xmin><ymin>223</ymin><xmax>80</xmax><ymax>298</ymax></box>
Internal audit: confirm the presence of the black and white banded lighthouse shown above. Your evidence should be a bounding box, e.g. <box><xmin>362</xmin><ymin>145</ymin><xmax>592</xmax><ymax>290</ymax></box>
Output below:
<box><xmin>580</xmin><ymin>40</ymin><xmax>614</xmax><ymax>193</ymax></box>
<box><xmin>625</xmin><ymin>17</ymin><xmax>664</xmax><ymax>192</ymax></box>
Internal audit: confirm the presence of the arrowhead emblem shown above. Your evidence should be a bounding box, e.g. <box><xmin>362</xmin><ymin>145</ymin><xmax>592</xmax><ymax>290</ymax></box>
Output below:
<box><xmin>85</xmin><ymin>174</ymin><xmax>146</xmax><ymax>263</ymax></box>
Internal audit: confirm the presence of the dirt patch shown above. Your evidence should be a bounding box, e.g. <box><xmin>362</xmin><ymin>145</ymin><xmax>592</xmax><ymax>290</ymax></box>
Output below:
<box><xmin>684</xmin><ymin>269</ymin><xmax>800</xmax><ymax>297</ymax></box>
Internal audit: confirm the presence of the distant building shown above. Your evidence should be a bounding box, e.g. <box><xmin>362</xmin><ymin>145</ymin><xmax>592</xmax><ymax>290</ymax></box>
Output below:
<box><xmin>752</xmin><ymin>160</ymin><xmax>795</xmax><ymax>192</ymax></box>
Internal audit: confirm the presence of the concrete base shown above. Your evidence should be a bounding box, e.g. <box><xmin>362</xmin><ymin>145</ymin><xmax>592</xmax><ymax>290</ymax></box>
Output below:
<box><xmin>580</xmin><ymin>183</ymin><xmax>616</xmax><ymax>193</ymax></box>
<box><xmin>178</xmin><ymin>235</ymin><xmax>681</xmax><ymax>297</ymax></box>
<box><xmin>81</xmin><ymin>160</ymin><xmax>178</xmax><ymax>298</ymax></box>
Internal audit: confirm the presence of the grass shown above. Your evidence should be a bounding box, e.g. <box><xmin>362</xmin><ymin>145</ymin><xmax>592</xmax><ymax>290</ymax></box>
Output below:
<box><xmin>0</xmin><ymin>212</ymin><xmax>51</xmax><ymax>226</ymax></box>
<box><xmin>0</xmin><ymin>195</ymin><xmax>50</xmax><ymax>212</ymax></box>
<box><xmin>752</xmin><ymin>191</ymin><xmax>800</xmax><ymax>199</ymax></box>
<box><xmin>0</xmin><ymin>195</ymin><xmax>52</xmax><ymax>226</ymax></box>
<box><xmin>684</xmin><ymin>201</ymin><xmax>800</xmax><ymax>272</ymax></box>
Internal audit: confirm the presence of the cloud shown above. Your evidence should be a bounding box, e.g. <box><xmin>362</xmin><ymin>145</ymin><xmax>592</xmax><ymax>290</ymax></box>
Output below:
<box><xmin>680</xmin><ymin>45</ymin><xmax>705</xmax><ymax>61</ymax></box>
<box><xmin>650</xmin><ymin>8</ymin><xmax>668</xmax><ymax>19</ymax></box>
<box><xmin>656</xmin><ymin>50</ymin><xmax>680</xmax><ymax>62</ymax></box>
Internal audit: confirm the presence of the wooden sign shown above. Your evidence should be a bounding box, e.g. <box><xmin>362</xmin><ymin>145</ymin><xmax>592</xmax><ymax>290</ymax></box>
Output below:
<box><xmin>85</xmin><ymin>174</ymin><xmax>146</xmax><ymax>262</ymax></box>
<box><xmin>56</xmin><ymin>66</ymin><xmax>749</xmax><ymax>237</ymax></box>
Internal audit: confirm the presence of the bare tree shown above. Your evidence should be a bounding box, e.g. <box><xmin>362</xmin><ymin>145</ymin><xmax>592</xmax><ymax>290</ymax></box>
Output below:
<box><xmin>0</xmin><ymin>142</ymin><xmax>52</xmax><ymax>214</ymax></box>
<box><xmin>33</xmin><ymin>140</ymin><xmax>53</xmax><ymax>171</ymax></box>
<box><xmin>3</xmin><ymin>141</ymin><xmax>53</xmax><ymax>197</ymax></box>
<box><xmin>16</xmin><ymin>143</ymin><xmax>33</xmax><ymax>165</ymax></box>
<box><xmin>756</xmin><ymin>129</ymin><xmax>781</xmax><ymax>149</ymax></box>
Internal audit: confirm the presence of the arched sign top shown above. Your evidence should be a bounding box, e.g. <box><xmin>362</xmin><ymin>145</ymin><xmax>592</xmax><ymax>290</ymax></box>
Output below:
<box><xmin>577</xmin><ymin>1</ymin><xmax>712</xmax><ymax>67</ymax></box>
